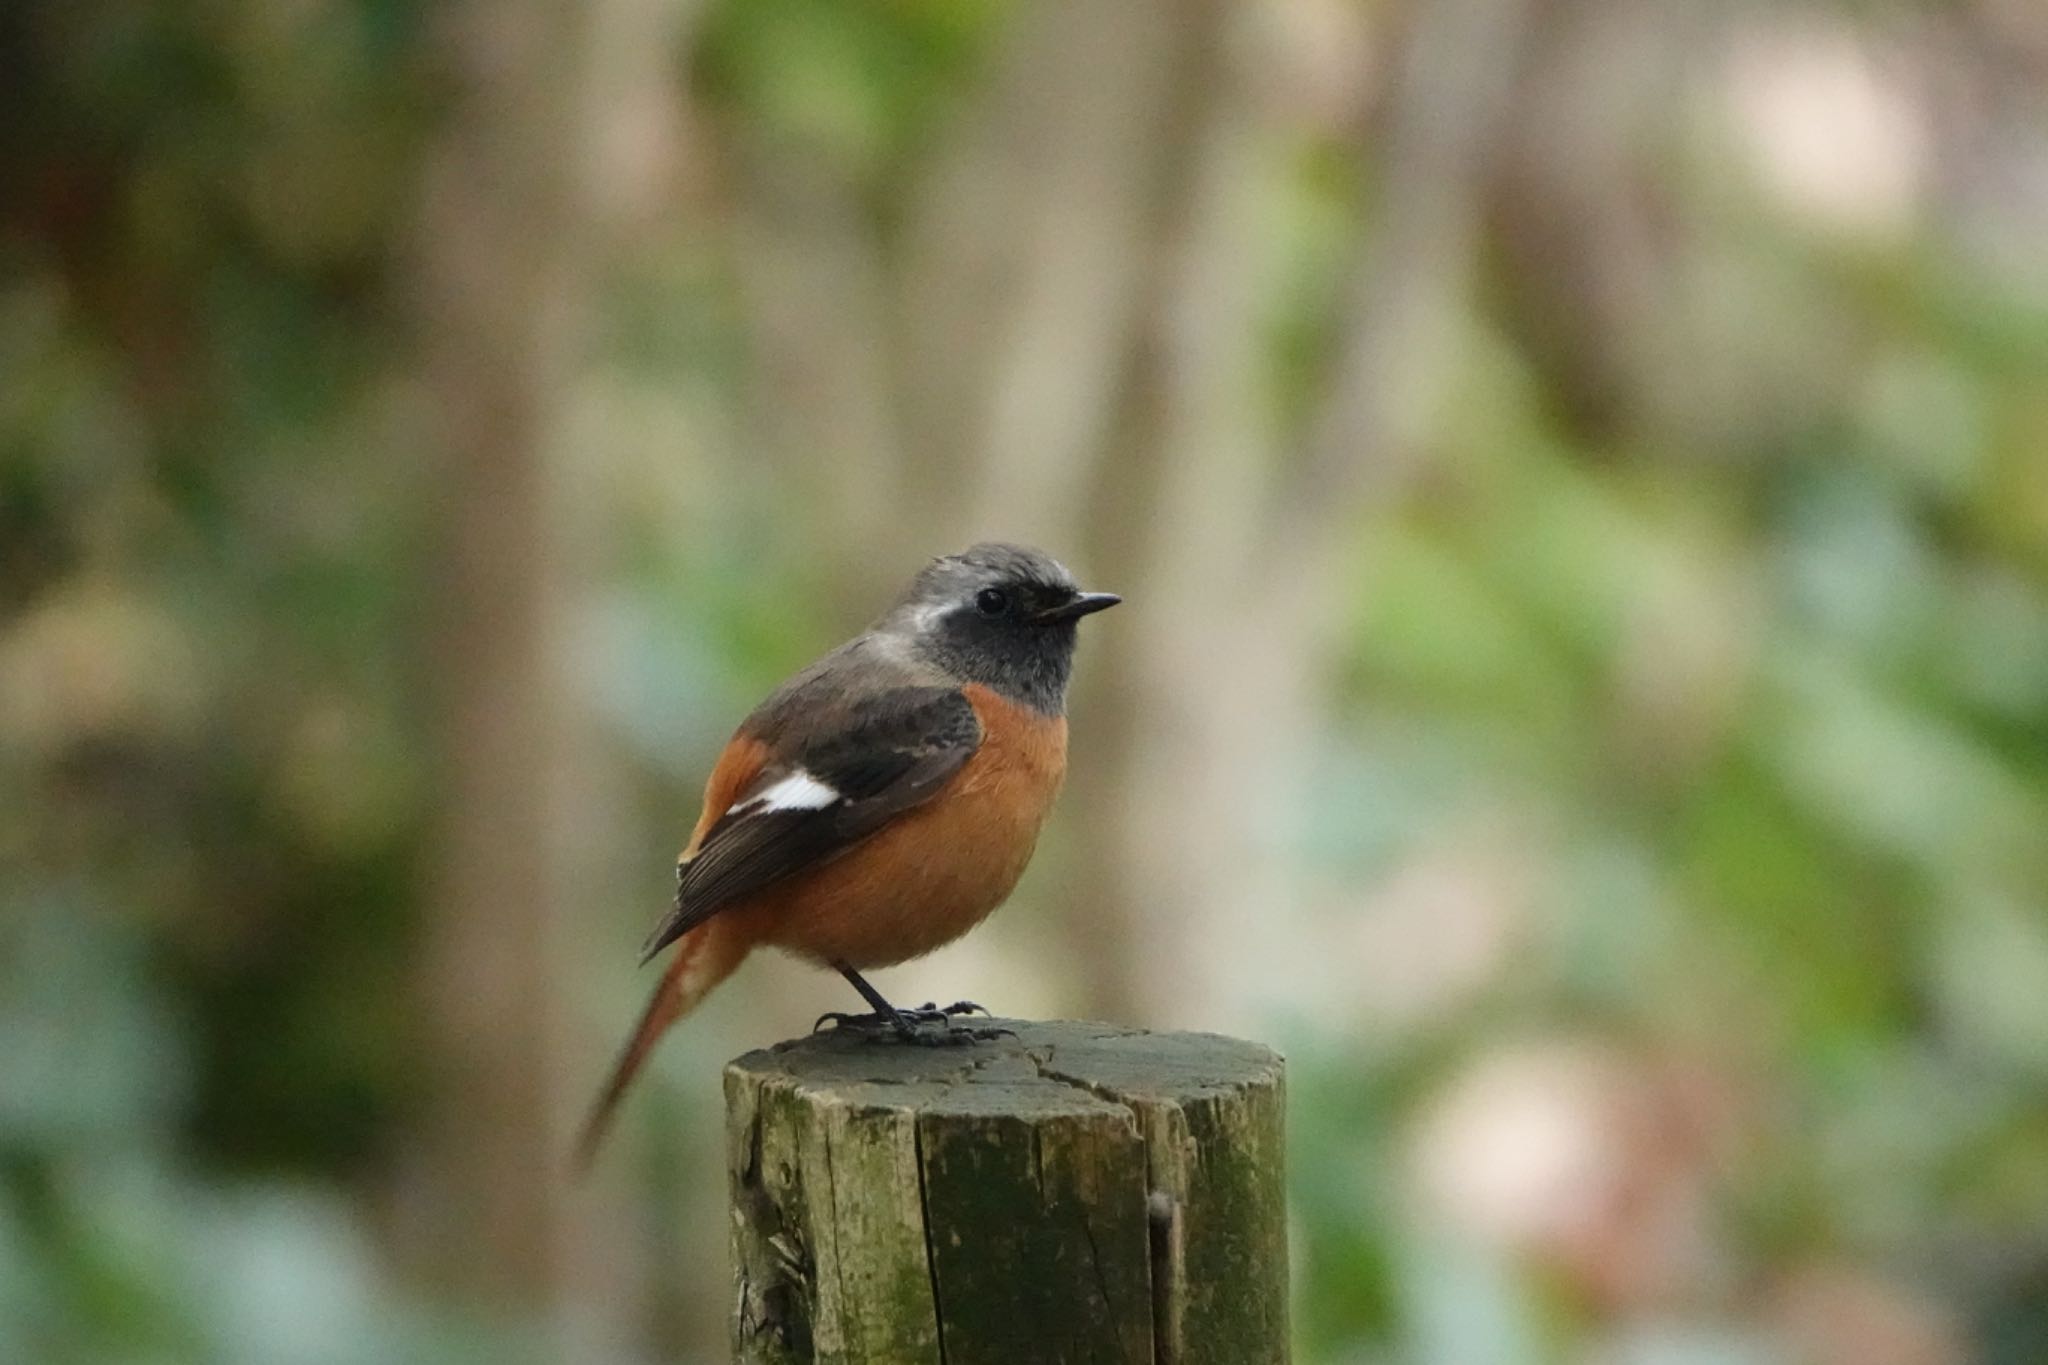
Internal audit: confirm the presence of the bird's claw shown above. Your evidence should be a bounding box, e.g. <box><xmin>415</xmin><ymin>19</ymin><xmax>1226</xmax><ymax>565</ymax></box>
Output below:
<box><xmin>911</xmin><ymin>1000</ymin><xmax>991</xmax><ymax>1019</ymax></box>
<box><xmin>811</xmin><ymin>1000</ymin><xmax>1006</xmax><ymax>1044</ymax></box>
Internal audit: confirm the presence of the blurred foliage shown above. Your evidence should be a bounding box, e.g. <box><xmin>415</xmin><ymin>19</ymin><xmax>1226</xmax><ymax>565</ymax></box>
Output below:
<box><xmin>4</xmin><ymin>0</ymin><xmax>2047</xmax><ymax>1362</ymax></box>
<box><xmin>0</xmin><ymin>0</ymin><xmax>455</xmax><ymax>1358</ymax></box>
<box><xmin>1287</xmin><ymin>128</ymin><xmax>2048</xmax><ymax>1365</ymax></box>
<box><xmin>695</xmin><ymin>0</ymin><xmax>1001</xmax><ymax>179</ymax></box>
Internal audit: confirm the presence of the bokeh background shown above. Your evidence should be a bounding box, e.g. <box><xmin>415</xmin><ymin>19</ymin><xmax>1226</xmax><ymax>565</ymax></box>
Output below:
<box><xmin>5</xmin><ymin>0</ymin><xmax>2047</xmax><ymax>1361</ymax></box>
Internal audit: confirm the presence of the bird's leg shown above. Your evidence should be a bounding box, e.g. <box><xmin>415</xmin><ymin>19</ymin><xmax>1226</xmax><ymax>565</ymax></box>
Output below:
<box><xmin>819</xmin><ymin>963</ymin><xmax>913</xmax><ymax>1034</ymax></box>
<box><xmin>814</xmin><ymin>965</ymin><xmax>1001</xmax><ymax>1043</ymax></box>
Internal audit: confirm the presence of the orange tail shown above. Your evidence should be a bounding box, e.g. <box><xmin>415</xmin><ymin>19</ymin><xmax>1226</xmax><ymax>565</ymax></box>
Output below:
<box><xmin>574</xmin><ymin>920</ymin><xmax>746</xmax><ymax>1171</ymax></box>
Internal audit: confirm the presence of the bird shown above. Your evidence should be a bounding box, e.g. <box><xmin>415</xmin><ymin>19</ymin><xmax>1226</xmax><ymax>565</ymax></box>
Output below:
<box><xmin>575</xmin><ymin>542</ymin><xmax>1119</xmax><ymax>1166</ymax></box>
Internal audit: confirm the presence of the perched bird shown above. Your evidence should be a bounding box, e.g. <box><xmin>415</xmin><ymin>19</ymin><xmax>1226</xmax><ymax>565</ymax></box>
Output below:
<box><xmin>576</xmin><ymin>543</ymin><xmax>1119</xmax><ymax>1165</ymax></box>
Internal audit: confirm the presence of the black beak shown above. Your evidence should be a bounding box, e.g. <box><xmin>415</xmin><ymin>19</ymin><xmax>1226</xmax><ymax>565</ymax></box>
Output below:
<box><xmin>1033</xmin><ymin>591</ymin><xmax>1122</xmax><ymax>624</ymax></box>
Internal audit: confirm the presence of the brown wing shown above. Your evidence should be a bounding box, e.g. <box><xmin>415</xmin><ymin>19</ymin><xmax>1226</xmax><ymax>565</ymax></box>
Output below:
<box><xmin>637</xmin><ymin>685</ymin><xmax>981</xmax><ymax>963</ymax></box>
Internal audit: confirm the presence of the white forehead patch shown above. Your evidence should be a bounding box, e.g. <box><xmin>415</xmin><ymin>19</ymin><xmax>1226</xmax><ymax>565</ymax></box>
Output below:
<box><xmin>729</xmin><ymin>770</ymin><xmax>839</xmax><ymax>816</ymax></box>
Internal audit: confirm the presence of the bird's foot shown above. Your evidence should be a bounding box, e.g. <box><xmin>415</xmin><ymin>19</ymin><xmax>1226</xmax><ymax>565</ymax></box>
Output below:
<box><xmin>895</xmin><ymin>1000</ymin><xmax>1011</xmax><ymax>1044</ymax></box>
<box><xmin>812</xmin><ymin>1000</ymin><xmax>1007</xmax><ymax>1044</ymax></box>
<box><xmin>909</xmin><ymin>999</ymin><xmax>992</xmax><ymax>1022</ymax></box>
<box><xmin>812</xmin><ymin>1009</ymin><xmax>888</xmax><ymax>1034</ymax></box>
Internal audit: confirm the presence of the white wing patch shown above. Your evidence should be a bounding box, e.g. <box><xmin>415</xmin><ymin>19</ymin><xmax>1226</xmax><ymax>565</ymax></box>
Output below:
<box><xmin>728</xmin><ymin>770</ymin><xmax>840</xmax><ymax>817</ymax></box>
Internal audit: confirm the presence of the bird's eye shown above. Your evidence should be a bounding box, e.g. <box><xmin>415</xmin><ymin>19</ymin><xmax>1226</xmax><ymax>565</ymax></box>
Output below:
<box><xmin>975</xmin><ymin>587</ymin><xmax>1010</xmax><ymax>617</ymax></box>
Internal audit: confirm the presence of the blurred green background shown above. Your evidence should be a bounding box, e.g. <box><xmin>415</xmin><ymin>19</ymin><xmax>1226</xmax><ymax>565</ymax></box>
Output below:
<box><xmin>4</xmin><ymin>0</ymin><xmax>2047</xmax><ymax>1361</ymax></box>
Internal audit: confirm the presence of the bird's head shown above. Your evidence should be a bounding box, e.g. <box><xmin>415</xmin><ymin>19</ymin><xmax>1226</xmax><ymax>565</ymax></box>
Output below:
<box><xmin>882</xmin><ymin>543</ymin><xmax>1119</xmax><ymax>712</ymax></box>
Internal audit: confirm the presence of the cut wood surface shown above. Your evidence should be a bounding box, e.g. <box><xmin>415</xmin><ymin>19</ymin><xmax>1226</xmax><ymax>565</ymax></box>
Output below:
<box><xmin>725</xmin><ymin>1019</ymin><xmax>1287</xmax><ymax>1364</ymax></box>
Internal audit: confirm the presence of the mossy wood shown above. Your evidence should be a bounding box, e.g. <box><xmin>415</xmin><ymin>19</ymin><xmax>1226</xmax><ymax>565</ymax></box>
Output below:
<box><xmin>725</xmin><ymin>1019</ymin><xmax>1287</xmax><ymax>1364</ymax></box>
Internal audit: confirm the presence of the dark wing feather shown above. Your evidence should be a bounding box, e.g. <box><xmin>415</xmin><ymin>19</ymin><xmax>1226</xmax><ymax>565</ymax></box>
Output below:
<box><xmin>638</xmin><ymin>686</ymin><xmax>980</xmax><ymax>962</ymax></box>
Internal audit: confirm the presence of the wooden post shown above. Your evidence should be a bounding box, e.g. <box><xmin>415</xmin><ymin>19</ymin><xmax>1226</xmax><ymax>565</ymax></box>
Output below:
<box><xmin>724</xmin><ymin>1019</ymin><xmax>1287</xmax><ymax>1364</ymax></box>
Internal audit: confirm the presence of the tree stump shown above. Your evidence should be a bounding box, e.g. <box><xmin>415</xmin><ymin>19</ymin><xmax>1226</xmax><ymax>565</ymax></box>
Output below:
<box><xmin>725</xmin><ymin>1019</ymin><xmax>1287</xmax><ymax>1365</ymax></box>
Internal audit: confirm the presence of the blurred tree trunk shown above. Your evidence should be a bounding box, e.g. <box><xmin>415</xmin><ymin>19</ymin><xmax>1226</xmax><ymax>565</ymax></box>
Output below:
<box><xmin>902</xmin><ymin>0</ymin><xmax>1193</xmax><ymax>545</ymax></box>
<box><xmin>1027</xmin><ymin>0</ymin><xmax>1245</xmax><ymax>1017</ymax></box>
<box><xmin>401</xmin><ymin>0</ymin><xmax>606</xmax><ymax>1331</ymax></box>
<box><xmin>721</xmin><ymin>0</ymin><xmax>1537</xmax><ymax>1027</ymax></box>
<box><xmin>1076</xmin><ymin>0</ymin><xmax>1542</xmax><ymax>1025</ymax></box>
<box><xmin>727</xmin><ymin>0</ymin><xmax>1195</xmax><ymax>615</ymax></box>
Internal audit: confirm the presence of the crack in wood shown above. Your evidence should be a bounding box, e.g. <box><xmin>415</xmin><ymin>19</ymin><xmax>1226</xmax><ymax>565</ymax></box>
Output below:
<box><xmin>911</xmin><ymin>1115</ymin><xmax>950</xmax><ymax>1365</ymax></box>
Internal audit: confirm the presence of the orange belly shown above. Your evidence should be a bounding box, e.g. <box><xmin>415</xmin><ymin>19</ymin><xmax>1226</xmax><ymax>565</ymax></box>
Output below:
<box><xmin>737</xmin><ymin>689</ymin><xmax>1067</xmax><ymax>969</ymax></box>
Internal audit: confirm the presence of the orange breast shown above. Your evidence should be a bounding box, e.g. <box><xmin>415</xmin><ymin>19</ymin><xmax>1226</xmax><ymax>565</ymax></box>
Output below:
<box><xmin>742</xmin><ymin>684</ymin><xmax>1068</xmax><ymax>970</ymax></box>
